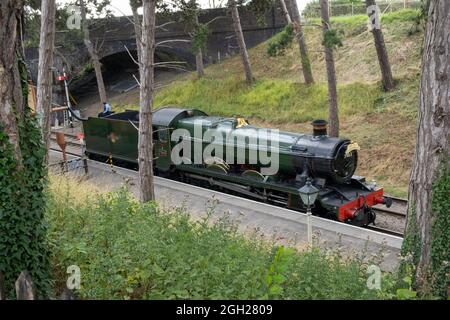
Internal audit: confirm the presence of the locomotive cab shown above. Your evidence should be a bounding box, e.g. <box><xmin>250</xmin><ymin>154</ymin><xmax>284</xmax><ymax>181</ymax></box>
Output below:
<box><xmin>152</xmin><ymin>108</ymin><xmax>208</xmax><ymax>171</ymax></box>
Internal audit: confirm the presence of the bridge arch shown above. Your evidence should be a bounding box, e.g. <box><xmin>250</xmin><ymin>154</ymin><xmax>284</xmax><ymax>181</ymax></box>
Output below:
<box><xmin>69</xmin><ymin>45</ymin><xmax>194</xmax><ymax>112</ymax></box>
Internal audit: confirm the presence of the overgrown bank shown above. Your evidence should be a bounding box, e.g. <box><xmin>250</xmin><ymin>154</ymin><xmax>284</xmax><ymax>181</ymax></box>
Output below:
<box><xmin>46</xmin><ymin>176</ymin><xmax>413</xmax><ymax>300</ymax></box>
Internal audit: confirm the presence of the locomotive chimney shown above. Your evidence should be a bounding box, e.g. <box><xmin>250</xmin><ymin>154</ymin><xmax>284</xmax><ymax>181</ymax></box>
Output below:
<box><xmin>311</xmin><ymin>120</ymin><xmax>328</xmax><ymax>137</ymax></box>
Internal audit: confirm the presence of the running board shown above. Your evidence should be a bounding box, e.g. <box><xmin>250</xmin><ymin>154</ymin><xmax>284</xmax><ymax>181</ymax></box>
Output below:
<box><xmin>185</xmin><ymin>173</ymin><xmax>267</xmax><ymax>201</ymax></box>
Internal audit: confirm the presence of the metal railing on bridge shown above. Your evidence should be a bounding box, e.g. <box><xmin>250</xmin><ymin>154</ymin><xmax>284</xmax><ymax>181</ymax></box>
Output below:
<box><xmin>303</xmin><ymin>0</ymin><xmax>422</xmax><ymax>19</ymax></box>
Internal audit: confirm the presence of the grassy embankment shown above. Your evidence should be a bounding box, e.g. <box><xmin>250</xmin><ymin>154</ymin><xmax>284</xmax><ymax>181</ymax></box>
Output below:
<box><xmin>111</xmin><ymin>9</ymin><xmax>423</xmax><ymax>197</ymax></box>
<box><xmin>47</xmin><ymin>176</ymin><xmax>413</xmax><ymax>300</ymax></box>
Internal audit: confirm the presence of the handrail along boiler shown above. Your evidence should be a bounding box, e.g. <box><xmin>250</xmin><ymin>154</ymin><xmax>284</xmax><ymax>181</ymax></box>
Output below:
<box><xmin>82</xmin><ymin>107</ymin><xmax>392</xmax><ymax>226</ymax></box>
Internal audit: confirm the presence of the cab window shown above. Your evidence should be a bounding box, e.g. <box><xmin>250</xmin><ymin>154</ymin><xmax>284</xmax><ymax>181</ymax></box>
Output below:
<box><xmin>159</xmin><ymin>128</ymin><xmax>168</xmax><ymax>142</ymax></box>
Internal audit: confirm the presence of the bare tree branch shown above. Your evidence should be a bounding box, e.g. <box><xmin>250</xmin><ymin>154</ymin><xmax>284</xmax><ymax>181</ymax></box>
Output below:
<box><xmin>132</xmin><ymin>73</ymin><xmax>141</xmax><ymax>86</ymax></box>
<box><xmin>124</xmin><ymin>44</ymin><xmax>140</xmax><ymax>66</ymax></box>
<box><xmin>156</xmin><ymin>39</ymin><xmax>191</xmax><ymax>47</ymax></box>
<box><xmin>205</xmin><ymin>15</ymin><xmax>226</xmax><ymax>25</ymax></box>
<box><xmin>156</xmin><ymin>21</ymin><xmax>176</xmax><ymax>31</ymax></box>
<box><xmin>154</xmin><ymin>61</ymin><xmax>187</xmax><ymax>66</ymax></box>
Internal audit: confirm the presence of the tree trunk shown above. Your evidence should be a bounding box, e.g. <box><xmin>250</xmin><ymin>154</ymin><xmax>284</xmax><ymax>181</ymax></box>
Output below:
<box><xmin>196</xmin><ymin>49</ymin><xmax>205</xmax><ymax>77</ymax></box>
<box><xmin>0</xmin><ymin>0</ymin><xmax>24</xmax><ymax>168</ymax></box>
<box><xmin>15</xmin><ymin>271</ymin><xmax>36</xmax><ymax>300</ymax></box>
<box><xmin>320</xmin><ymin>0</ymin><xmax>339</xmax><ymax>137</ymax></box>
<box><xmin>36</xmin><ymin>0</ymin><xmax>56</xmax><ymax>165</ymax></box>
<box><xmin>194</xmin><ymin>13</ymin><xmax>205</xmax><ymax>78</ymax></box>
<box><xmin>131</xmin><ymin>4</ymin><xmax>142</xmax><ymax>66</ymax></box>
<box><xmin>138</xmin><ymin>0</ymin><xmax>156</xmax><ymax>203</ymax></box>
<box><xmin>290</xmin><ymin>0</ymin><xmax>314</xmax><ymax>85</ymax></box>
<box><xmin>365</xmin><ymin>0</ymin><xmax>395</xmax><ymax>91</ymax></box>
<box><xmin>0</xmin><ymin>0</ymin><xmax>51</xmax><ymax>298</ymax></box>
<box><xmin>80</xmin><ymin>0</ymin><xmax>107</xmax><ymax>108</ymax></box>
<box><xmin>404</xmin><ymin>0</ymin><xmax>449</xmax><ymax>295</ymax></box>
<box><xmin>229</xmin><ymin>0</ymin><xmax>254</xmax><ymax>84</ymax></box>
<box><xmin>279</xmin><ymin>0</ymin><xmax>292</xmax><ymax>24</ymax></box>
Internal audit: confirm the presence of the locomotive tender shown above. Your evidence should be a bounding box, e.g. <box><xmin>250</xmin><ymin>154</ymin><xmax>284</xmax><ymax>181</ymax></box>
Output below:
<box><xmin>83</xmin><ymin>107</ymin><xmax>392</xmax><ymax>227</ymax></box>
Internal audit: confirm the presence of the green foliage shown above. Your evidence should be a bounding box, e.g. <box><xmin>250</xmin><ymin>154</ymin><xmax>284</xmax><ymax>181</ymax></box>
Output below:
<box><xmin>82</xmin><ymin>0</ymin><xmax>112</xmax><ymax>18</ymax></box>
<box><xmin>381</xmin><ymin>9</ymin><xmax>422</xmax><ymax>24</ymax></box>
<box><xmin>192</xmin><ymin>23</ymin><xmax>209</xmax><ymax>53</ymax></box>
<box><xmin>247</xmin><ymin>0</ymin><xmax>273</xmax><ymax>25</ymax></box>
<box><xmin>323</xmin><ymin>29</ymin><xmax>344</xmax><ymax>49</ymax></box>
<box><xmin>400</xmin><ymin>204</ymin><xmax>421</xmax><ymax>288</ymax></box>
<box><xmin>174</xmin><ymin>1</ymin><xmax>209</xmax><ymax>54</ymax></box>
<box><xmin>430</xmin><ymin>165</ymin><xmax>450</xmax><ymax>298</ymax></box>
<box><xmin>267</xmin><ymin>24</ymin><xmax>294</xmax><ymax>57</ymax></box>
<box><xmin>264</xmin><ymin>246</ymin><xmax>295</xmax><ymax>298</ymax></box>
<box><xmin>305</xmin><ymin>9</ymin><xmax>420</xmax><ymax>38</ymax></box>
<box><xmin>400</xmin><ymin>165</ymin><xmax>449</xmax><ymax>299</ymax></box>
<box><xmin>46</xmin><ymin>179</ymin><xmax>393</xmax><ymax>299</ymax></box>
<box><xmin>66</xmin><ymin>63</ymin><xmax>95</xmax><ymax>88</ymax></box>
<box><xmin>24</xmin><ymin>3</ymin><xmax>84</xmax><ymax>49</ymax></box>
<box><xmin>396</xmin><ymin>277</ymin><xmax>417</xmax><ymax>300</ymax></box>
<box><xmin>176</xmin><ymin>0</ymin><xmax>200</xmax><ymax>26</ymax></box>
<box><xmin>0</xmin><ymin>60</ymin><xmax>51</xmax><ymax>298</ymax></box>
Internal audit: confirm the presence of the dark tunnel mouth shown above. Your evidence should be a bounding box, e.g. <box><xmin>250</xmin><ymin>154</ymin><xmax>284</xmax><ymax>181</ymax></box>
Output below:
<box><xmin>100</xmin><ymin>49</ymin><xmax>194</xmax><ymax>74</ymax></box>
<box><xmin>99</xmin><ymin>49</ymin><xmax>192</xmax><ymax>87</ymax></box>
<box><xmin>69</xmin><ymin>49</ymin><xmax>193</xmax><ymax>107</ymax></box>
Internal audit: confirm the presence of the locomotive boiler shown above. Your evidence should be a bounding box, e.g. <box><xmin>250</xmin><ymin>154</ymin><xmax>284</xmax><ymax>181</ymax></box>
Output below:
<box><xmin>83</xmin><ymin>107</ymin><xmax>392</xmax><ymax>227</ymax></box>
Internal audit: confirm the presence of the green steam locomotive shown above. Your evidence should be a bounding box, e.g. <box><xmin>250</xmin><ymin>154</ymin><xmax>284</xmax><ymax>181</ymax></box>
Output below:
<box><xmin>83</xmin><ymin>107</ymin><xmax>392</xmax><ymax>226</ymax></box>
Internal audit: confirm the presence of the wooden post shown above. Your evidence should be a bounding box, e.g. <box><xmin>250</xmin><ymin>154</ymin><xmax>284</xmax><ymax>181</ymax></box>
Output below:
<box><xmin>15</xmin><ymin>271</ymin><xmax>36</xmax><ymax>300</ymax></box>
<box><xmin>56</xmin><ymin>132</ymin><xmax>67</xmax><ymax>162</ymax></box>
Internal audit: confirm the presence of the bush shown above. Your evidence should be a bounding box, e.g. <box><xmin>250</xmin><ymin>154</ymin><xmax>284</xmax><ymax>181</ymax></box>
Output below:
<box><xmin>45</xmin><ymin>176</ymin><xmax>407</xmax><ymax>300</ymax></box>
<box><xmin>267</xmin><ymin>24</ymin><xmax>295</xmax><ymax>57</ymax></box>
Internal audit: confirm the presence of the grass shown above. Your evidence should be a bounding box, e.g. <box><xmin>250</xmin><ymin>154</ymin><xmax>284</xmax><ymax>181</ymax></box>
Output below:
<box><xmin>153</xmin><ymin>77</ymin><xmax>381</xmax><ymax>123</ymax></box>
<box><xmin>46</xmin><ymin>176</ymin><xmax>411</xmax><ymax>300</ymax></box>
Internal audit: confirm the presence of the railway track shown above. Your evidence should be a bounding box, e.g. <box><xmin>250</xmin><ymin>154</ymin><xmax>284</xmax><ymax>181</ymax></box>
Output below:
<box><xmin>371</xmin><ymin>197</ymin><xmax>407</xmax><ymax>236</ymax></box>
<box><xmin>373</xmin><ymin>206</ymin><xmax>406</xmax><ymax>218</ymax></box>
<box><xmin>49</xmin><ymin>147</ymin><xmax>83</xmax><ymax>158</ymax></box>
<box><xmin>48</xmin><ymin>143</ymin><xmax>406</xmax><ymax>239</ymax></box>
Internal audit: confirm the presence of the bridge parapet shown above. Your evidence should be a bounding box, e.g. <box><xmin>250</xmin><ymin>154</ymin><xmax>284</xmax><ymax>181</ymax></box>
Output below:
<box><xmin>91</xmin><ymin>7</ymin><xmax>287</xmax><ymax>43</ymax></box>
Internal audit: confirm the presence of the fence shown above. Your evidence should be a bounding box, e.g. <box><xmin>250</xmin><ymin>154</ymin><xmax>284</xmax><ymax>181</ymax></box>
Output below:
<box><xmin>303</xmin><ymin>0</ymin><xmax>422</xmax><ymax>19</ymax></box>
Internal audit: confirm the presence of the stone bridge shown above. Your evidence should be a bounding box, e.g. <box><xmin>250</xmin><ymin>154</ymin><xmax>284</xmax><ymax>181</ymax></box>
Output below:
<box><xmin>91</xmin><ymin>6</ymin><xmax>289</xmax><ymax>66</ymax></box>
<box><xmin>27</xmin><ymin>5</ymin><xmax>291</xmax><ymax>81</ymax></box>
